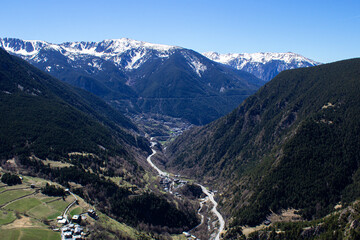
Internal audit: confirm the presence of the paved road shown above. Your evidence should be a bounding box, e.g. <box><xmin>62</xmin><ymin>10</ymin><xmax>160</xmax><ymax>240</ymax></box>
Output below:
<box><xmin>147</xmin><ymin>140</ymin><xmax>225</xmax><ymax>240</ymax></box>
<box><xmin>146</xmin><ymin>140</ymin><xmax>168</xmax><ymax>177</ymax></box>
<box><xmin>198</xmin><ymin>184</ymin><xmax>225</xmax><ymax>240</ymax></box>
<box><xmin>63</xmin><ymin>190</ymin><xmax>78</xmax><ymax>219</ymax></box>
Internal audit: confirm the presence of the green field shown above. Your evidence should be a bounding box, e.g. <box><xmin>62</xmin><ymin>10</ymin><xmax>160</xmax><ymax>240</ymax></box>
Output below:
<box><xmin>69</xmin><ymin>207</ymin><xmax>82</xmax><ymax>216</ymax></box>
<box><xmin>0</xmin><ymin>189</ymin><xmax>35</xmax><ymax>206</ymax></box>
<box><xmin>47</xmin><ymin>198</ymin><xmax>69</xmax><ymax>213</ymax></box>
<box><xmin>0</xmin><ymin>228</ymin><xmax>60</xmax><ymax>240</ymax></box>
<box><xmin>0</xmin><ymin>176</ymin><xmax>72</xmax><ymax>240</ymax></box>
<box><xmin>28</xmin><ymin>203</ymin><xmax>61</xmax><ymax>220</ymax></box>
<box><xmin>5</xmin><ymin>198</ymin><xmax>42</xmax><ymax>212</ymax></box>
<box><xmin>0</xmin><ymin>210</ymin><xmax>16</xmax><ymax>225</ymax></box>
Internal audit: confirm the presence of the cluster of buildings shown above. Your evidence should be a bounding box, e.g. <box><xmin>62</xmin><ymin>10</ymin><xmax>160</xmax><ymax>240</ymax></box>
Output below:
<box><xmin>61</xmin><ymin>223</ymin><xmax>84</xmax><ymax>240</ymax></box>
<box><xmin>159</xmin><ymin>175</ymin><xmax>188</xmax><ymax>196</ymax></box>
<box><xmin>56</xmin><ymin>209</ymin><xmax>98</xmax><ymax>240</ymax></box>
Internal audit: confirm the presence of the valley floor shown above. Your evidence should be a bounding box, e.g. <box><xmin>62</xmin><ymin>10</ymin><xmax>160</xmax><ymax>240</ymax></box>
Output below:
<box><xmin>146</xmin><ymin>138</ymin><xmax>226</xmax><ymax>240</ymax></box>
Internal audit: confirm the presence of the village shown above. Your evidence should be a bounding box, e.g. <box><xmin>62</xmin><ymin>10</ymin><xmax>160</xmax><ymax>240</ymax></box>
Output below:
<box><xmin>55</xmin><ymin>189</ymin><xmax>99</xmax><ymax>240</ymax></box>
<box><xmin>159</xmin><ymin>175</ymin><xmax>188</xmax><ymax>195</ymax></box>
<box><xmin>56</xmin><ymin>208</ymin><xmax>98</xmax><ymax>240</ymax></box>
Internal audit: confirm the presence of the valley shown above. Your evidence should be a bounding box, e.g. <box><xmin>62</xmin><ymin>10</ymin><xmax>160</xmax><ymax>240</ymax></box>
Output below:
<box><xmin>146</xmin><ymin>137</ymin><xmax>225</xmax><ymax>240</ymax></box>
<box><xmin>0</xmin><ymin>35</ymin><xmax>359</xmax><ymax>240</ymax></box>
<box><xmin>131</xmin><ymin>113</ymin><xmax>193</xmax><ymax>144</ymax></box>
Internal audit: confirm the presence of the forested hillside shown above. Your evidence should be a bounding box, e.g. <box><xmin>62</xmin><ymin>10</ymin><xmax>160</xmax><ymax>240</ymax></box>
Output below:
<box><xmin>0</xmin><ymin>48</ymin><xmax>198</xmax><ymax>233</ymax></box>
<box><xmin>166</xmin><ymin>58</ymin><xmax>360</xmax><ymax>231</ymax></box>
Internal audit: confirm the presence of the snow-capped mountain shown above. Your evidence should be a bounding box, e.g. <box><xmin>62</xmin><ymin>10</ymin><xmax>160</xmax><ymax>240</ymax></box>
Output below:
<box><xmin>0</xmin><ymin>37</ymin><xmax>180</xmax><ymax>71</ymax></box>
<box><xmin>0</xmin><ymin>38</ymin><xmax>262</xmax><ymax>125</ymax></box>
<box><xmin>203</xmin><ymin>52</ymin><xmax>320</xmax><ymax>81</ymax></box>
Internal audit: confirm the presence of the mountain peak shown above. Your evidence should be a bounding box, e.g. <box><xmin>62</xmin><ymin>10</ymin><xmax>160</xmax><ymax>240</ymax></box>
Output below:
<box><xmin>61</xmin><ymin>38</ymin><xmax>181</xmax><ymax>55</ymax></box>
<box><xmin>0</xmin><ymin>37</ymin><xmax>48</xmax><ymax>56</ymax></box>
<box><xmin>203</xmin><ymin>51</ymin><xmax>320</xmax><ymax>81</ymax></box>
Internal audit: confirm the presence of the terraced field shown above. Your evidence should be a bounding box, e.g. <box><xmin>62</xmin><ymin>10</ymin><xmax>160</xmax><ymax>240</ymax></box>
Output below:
<box><xmin>0</xmin><ymin>172</ymin><xmax>157</xmax><ymax>240</ymax></box>
<box><xmin>0</xmin><ymin>175</ymin><xmax>70</xmax><ymax>239</ymax></box>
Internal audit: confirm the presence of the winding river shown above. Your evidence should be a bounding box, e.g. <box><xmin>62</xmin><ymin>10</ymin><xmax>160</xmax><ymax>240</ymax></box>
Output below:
<box><xmin>147</xmin><ymin>140</ymin><xmax>225</xmax><ymax>240</ymax></box>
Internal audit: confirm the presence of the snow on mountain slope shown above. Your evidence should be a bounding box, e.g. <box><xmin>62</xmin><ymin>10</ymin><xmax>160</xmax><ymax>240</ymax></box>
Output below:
<box><xmin>1</xmin><ymin>38</ymin><xmax>319</xmax><ymax>82</ymax></box>
<box><xmin>203</xmin><ymin>51</ymin><xmax>320</xmax><ymax>81</ymax></box>
<box><xmin>0</xmin><ymin>38</ymin><xmax>181</xmax><ymax>71</ymax></box>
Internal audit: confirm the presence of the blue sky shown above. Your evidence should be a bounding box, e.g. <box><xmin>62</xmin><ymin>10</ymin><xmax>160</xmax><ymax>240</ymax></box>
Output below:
<box><xmin>1</xmin><ymin>0</ymin><xmax>359</xmax><ymax>63</ymax></box>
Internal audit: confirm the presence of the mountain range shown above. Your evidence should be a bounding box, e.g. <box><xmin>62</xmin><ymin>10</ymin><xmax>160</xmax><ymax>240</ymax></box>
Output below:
<box><xmin>1</xmin><ymin>38</ymin><xmax>319</xmax><ymax>125</ymax></box>
<box><xmin>203</xmin><ymin>51</ymin><xmax>320</xmax><ymax>81</ymax></box>
<box><xmin>166</xmin><ymin>58</ymin><xmax>360</xmax><ymax>237</ymax></box>
<box><xmin>0</xmin><ymin>37</ymin><xmax>264</xmax><ymax>125</ymax></box>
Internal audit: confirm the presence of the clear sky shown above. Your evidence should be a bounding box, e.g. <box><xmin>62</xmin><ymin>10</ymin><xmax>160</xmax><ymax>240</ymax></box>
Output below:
<box><xmin>1</xmin><ymin>0</ymin><xmax>359</xmax><ymax>63</ymax></box>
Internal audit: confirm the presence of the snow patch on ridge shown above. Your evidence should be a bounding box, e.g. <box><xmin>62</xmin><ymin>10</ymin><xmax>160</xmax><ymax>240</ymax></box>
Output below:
<box><xmin>182</xmin><ymin>52</ymin><xmax>207</xmax><ymax>77</ymax></box>
<box><xmin>88</xmin><ymin>59</ymin><xmax>103</xmax><ymax>71</ymax></box>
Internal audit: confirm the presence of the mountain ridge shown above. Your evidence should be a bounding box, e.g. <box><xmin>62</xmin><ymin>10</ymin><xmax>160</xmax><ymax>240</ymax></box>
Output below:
<box><xmin>203</xmin><ymin>51</ymin><xmax>320</xmax><ymax>81</ymax></box>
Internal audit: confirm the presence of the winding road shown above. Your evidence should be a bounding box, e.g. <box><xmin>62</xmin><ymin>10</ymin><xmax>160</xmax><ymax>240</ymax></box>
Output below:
<box><xmin>197</xmin><ymin>184</ymin><xmax>225</xmax><ymax>240</ymax></box>
<box><xmin>63</xmin><ymin>190</ymin><xmax>78</xmax><ymax>220</ymax></box>
<box><xmin>146</xmin><ymin>141</ymin><xmax>168</xmax><ymax>177</ymax></box>
<box><xmin>147</xmin><ymin>140</ymin><xmax>225</xmax><ymax>239</ymax></box>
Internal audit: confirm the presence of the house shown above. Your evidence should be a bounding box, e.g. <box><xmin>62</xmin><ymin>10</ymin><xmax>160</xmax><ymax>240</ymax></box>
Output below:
<box><xmin>74</xmin><ymin>226</ymin><xmax>83</xmax><ymax>235</ymax></box>
<box><xmin>63</xmin><ymin>231</ymin><xmax>72</xmax><ymax>239</ymax></box>
<box><xmin>57</xmin><ymin>218</ymin><xmax>67</xmax><ymax>224</ymax></box>
<box><xmin>72</xmin><ymin>215</ymin><xmax>81</xmax><ymax>223</ymax></box>
<box><xmin>88</xmin><ymin>209</ymin><xmax>98</xmax><ymax>219</ymax></box>
<box><xmin>88</xmin><ymin>209</ymin><xmax>96</xmax><ymax>215</ymax></box>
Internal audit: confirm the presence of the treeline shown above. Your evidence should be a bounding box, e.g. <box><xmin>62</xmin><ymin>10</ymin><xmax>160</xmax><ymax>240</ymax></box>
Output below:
<box><xmin>41</xmin><ymin>183</ymin><xmax>65</xmax><ymax>197</ymax></box>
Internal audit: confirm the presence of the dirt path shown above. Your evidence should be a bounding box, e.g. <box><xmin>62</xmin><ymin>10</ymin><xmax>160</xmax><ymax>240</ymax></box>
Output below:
<box><xmin>1</xmin><ymin>216</ymin><xmax>36</xmax><ymax>229</ymax></box>
<box><xmin>0</xmin><ymin>189</ymin><xmax>39</xmax><ymax>208</ymax></box>
<box><xmin>0</xmin><ymin>187</ymin><xmax>34</xmax><ymax>194</ymax></box>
